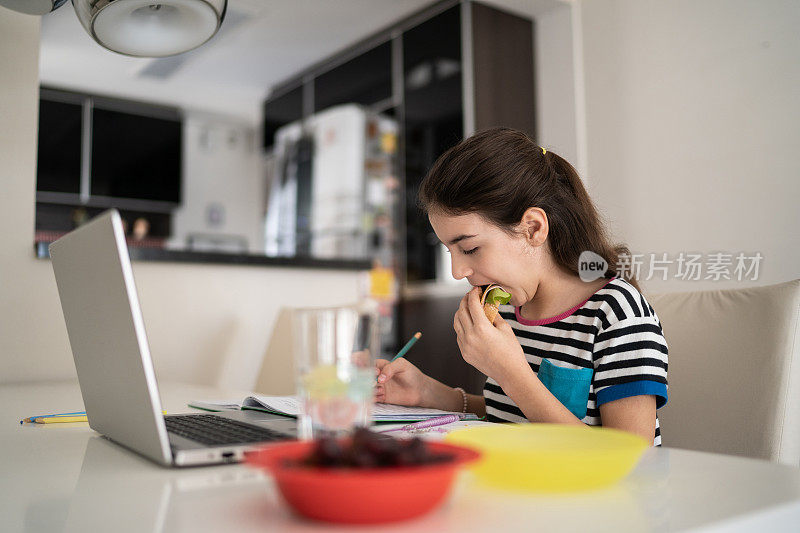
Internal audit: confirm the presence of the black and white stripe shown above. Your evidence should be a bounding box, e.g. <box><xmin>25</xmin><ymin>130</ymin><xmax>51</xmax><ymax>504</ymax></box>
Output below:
<box><xmin>483</xmin><ymin>278</ymin><xmax>668</xmax><ymax>446</ymax></box>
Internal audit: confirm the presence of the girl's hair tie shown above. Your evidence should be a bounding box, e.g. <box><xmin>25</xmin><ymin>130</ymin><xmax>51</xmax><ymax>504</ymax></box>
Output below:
<box><xmin>541</xmin><ymin>147</ymin><xmax>547</xmax><ymax>155</ymax></box>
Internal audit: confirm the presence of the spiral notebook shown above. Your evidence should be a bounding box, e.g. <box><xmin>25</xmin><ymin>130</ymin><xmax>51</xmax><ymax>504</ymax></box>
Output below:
<box><xmin>188</xmin><ymin>395</ymin><xmax>480</xmax><ymax>422</ymax></box>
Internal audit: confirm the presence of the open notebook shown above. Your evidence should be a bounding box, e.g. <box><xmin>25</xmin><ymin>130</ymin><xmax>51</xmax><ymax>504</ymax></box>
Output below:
<box><xmin>188</xmin><ymin>396</ymin><xmax>480</xmax><ymax>422</ymax></box>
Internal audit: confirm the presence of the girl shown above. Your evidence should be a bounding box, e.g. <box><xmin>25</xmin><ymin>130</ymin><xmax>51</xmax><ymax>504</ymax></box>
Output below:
<box><xmin>375</xmin><ymin>128</ymin><xmax>668</xmax><ymax>445</ymax></box>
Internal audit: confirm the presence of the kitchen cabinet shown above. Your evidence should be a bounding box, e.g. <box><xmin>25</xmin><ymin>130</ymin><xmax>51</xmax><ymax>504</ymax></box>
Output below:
<box><xmin>403</xmin><ymin>6</ymin><xmax>464</xmax><ymax>282</ymax></box>
<box><xmin>90</xmin><ymin>100</ymin><xmax>181</xmax><ymax>204</ymax></box>
<box><xmin>262</xmin><ymin>85</ymin><xmax>303</xmax><ymax>151</ymax></box>
<box><xmin>400</xmin><ymin>292</ymin><xmax>487</xmax><ymax>394</ymax></box>
<box><xmin>37</xmin><ymin>92</ymin><xmax>83</xmax><ymax>194</ymax></box>
<box><xmin>404</xmin><ymin>3</ymin><xmax>535</xmax><ymax>283</ymax></box>
<box><xmin>35</xmin><ymin>88</ymin><xmax>181</xmax><ymax>240</ymax></box>
<box><xmin>314</xmin><ymin>41</ymin><xmax>393</xmax><ymax>113</ymax></box>
<box><xmin>36</xmin><ymin>88</ymin><xmax>182</xmax><ymax>208</ymax></box>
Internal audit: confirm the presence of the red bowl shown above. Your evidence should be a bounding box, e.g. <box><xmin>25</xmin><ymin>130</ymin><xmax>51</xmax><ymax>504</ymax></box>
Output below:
<box><xmin>245</xmin><ymin>439</ymin><xmax>481</xmax><ymax>524</ymax></box>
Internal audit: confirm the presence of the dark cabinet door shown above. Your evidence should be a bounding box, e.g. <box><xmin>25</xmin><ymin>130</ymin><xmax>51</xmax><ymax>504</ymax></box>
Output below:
<box><xmin>37</xmin><ymin>97</ymin><xmax>83</xmax><ymax>194</ymax></box>
<box><xmin>471</xmin><ymin>2</ymin><xmax>535</xmax><ymax>136</ymax></box>
<box><xmin>314</xmin><ymin>41</ymin><xmax>393</xmax><ymax>113</ymax></box>
<box><xmin>90</xmin><ymin>106</ymin><xmax>182</xmax><ymax>204</ymax></box>
<box><xmin>263</xmin><ymin>85</ymin><xmax>303</xmax><ymax>150</ymax></box>
<box><xmin>403</xmin><ymin>6</ymin><xmax>463</xmax><ymax>282</ymax></box>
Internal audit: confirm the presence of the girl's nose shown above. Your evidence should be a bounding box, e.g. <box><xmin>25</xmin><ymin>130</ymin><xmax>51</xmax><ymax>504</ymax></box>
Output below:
<box><xmin>451</xmin><ymin>257</ymin><xmax>473</xmax><ymax>280</ymax></box>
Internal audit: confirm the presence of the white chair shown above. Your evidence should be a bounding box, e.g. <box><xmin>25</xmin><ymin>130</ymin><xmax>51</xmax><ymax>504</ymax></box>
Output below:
<box><xmin>253</xmin><ymin>308</ymin><xmax>297</xmax><ymax>396</ymax></box>
<box><xmin>649</xmin><ymin>279</ymin><xmax>800</xmax><ymax>465</ymax></box>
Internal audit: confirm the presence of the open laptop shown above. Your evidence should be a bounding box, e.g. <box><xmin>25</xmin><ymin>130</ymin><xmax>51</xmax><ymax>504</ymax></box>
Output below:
<box><xmin>49</xmin><ymin>209</ymin><xmax>296</xmax><ymax>467</ymax></box>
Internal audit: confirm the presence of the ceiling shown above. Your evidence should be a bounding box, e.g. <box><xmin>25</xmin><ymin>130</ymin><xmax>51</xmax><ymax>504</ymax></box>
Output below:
<box><xmin>38</xmin><ymin>0</ymin><xmax>563</xmax><ymax>123</ymax></box>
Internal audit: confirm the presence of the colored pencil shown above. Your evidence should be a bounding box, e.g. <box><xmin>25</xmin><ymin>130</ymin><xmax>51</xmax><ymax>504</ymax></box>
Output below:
<box><xmin>391</xmin><ymin>332</ymin><xmax>422</xmax><ymax>362</ymax></box>
<box><xmin>20</xmin><ymin>411</ymin><xmax>86</xmax><ymax>424</ymax></box>
<box><xmin>35</xmin><ymin>415</ymin><xmax>88</xmax><ymax>424</ymax></box>
<box><xmin>379</xmin><ymin>413</ymin><xmax>464</xmax><ymax>433</ymax></box>
<box><xmin>20</xmin><ymin>410</ymin><xmax>166</xmax><ymax>424</ymax></box>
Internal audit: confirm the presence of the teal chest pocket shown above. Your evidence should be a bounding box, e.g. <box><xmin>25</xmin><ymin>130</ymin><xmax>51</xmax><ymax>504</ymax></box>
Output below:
<box><xmin>537</xmin><ymin>359</ymin><xmax>593</xmax><ymax>419</ymax></box>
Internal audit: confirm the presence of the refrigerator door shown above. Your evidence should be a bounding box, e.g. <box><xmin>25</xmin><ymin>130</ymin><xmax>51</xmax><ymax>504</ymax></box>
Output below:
<box><xmin>310</xmin><ymin>104</ymin><xmax>367</xmax><ymax>258</ymax></box>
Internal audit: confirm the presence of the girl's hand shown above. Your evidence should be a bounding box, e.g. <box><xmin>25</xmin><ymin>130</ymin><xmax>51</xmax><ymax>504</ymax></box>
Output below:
<box><xmin>374</xmin><ymin>358</ymin><xmax>429</xmax><ymax>406</ymax></box>
<box><xmin>454</xmin><ymin>286</ymin><xmax>530</xmax><ymax>386</ymax></box>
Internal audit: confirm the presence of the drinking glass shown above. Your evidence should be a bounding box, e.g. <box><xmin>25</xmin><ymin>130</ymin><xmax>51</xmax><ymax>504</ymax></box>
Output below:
<box><xmin>293</xmin><ymin>306</ymin><xmax>380</xmax><ymax>439</ymax></box>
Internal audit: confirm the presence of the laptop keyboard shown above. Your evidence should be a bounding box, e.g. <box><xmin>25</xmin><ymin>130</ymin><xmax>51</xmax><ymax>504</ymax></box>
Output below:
<box><xmin>165</xmin><ymin>414</ymin><xmax>287</xmax><ymax>446</ymax></box>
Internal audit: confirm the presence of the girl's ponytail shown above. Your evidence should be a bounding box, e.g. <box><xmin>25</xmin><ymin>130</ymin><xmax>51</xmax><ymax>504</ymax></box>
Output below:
<box><xmin>544</xmin><ymin>150</ymin><xmax>641</xmax><ymax>291</ymax></box>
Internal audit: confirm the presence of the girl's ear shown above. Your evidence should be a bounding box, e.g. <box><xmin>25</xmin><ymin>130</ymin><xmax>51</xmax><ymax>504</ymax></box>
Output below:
<box><xmin>519</xmin><ymin>207</ymin><xmax>548</xmax><ymax>246</ymax></box>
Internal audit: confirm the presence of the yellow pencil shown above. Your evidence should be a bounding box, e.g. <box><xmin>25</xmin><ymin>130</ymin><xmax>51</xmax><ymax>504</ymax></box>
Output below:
<box><xmin>35</xmin><ymin>415</ymin><xmax>88</xmax><ymax>424</ymax></box>
<box><xmin>22</xmin><ymin>410</ymin><xmax>166</xmax><ymax>424</ymax></box>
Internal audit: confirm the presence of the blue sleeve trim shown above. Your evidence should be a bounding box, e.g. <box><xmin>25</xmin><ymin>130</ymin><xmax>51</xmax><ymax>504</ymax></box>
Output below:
<box><xmin>596</xmin><ymin>380</ymin><xmax>668</xmax><ymax>409</ymax></box>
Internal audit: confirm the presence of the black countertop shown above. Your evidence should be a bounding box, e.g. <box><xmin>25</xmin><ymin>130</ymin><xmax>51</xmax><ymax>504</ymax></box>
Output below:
<box><xmin>35</xmin><ymin>241</ymin><xmax>371</xmax><ymax>270</ymax></box>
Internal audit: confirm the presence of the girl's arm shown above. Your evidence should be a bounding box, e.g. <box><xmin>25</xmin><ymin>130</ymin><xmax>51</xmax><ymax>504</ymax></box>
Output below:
<box><xmin>495</xmin><ymin>367</ymin><xmax>585</xmax><ymax>425</ymax></box>
<box><xmin>497</xmin><ymin>362</ymin><xmax>657</xmax><ymax>441</ymax></box>
<box><xmin>498</xmin><ymin>365</ymin><xmax>657</xmax><ymax>439</ymax></box>
<box><xmin>597</xmin><ymin>395</ymin><xmax>656</xmax><ymax>441</ymax></box>
<box><xmin>374</xmin><ymin>357</ymin><xmax>485</xmax><ymax>417</ymax></box>
<box><xmin>420</xmin><ymin>376</ymin><xmax>486</xmax><ymax>418</ymax></box>
<box><xmin>455</xmin><ymin>287</ymin><xmax>656</xmax><ymax>440</ymax></box>
<box><xmin>422</xmin><ymin>347</ymin><xmax>656</xmax><ymax>437</ymax></box>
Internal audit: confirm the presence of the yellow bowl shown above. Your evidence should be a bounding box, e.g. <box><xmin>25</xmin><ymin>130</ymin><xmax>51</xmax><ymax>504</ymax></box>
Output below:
<box><xmin>444</xmin><ymin>424</ymin><xmax>649</xmax><ymax>492</ymax></box>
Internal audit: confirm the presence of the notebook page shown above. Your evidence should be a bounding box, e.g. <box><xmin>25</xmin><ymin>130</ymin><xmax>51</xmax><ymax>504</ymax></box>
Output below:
<box><xmin>243</xmin><ymin>396</ymin><xmax>300</xmax><ymax>415</ymax></box>
<box><xmin>241</xmin><ymin>395</ymin><xmax>478</xmax><ymax>421</ymax></box>
<box><xmin>187</xmin><ymin>399</ymin><xmax>242</xmax><ymax>411</ymax></box>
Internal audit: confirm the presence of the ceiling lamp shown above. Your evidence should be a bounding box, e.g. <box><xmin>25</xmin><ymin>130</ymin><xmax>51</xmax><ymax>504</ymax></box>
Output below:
<box><xmin>0</xmin><ymin>0</ymin><xmax>227</xmax><ymax>57</ymax></box>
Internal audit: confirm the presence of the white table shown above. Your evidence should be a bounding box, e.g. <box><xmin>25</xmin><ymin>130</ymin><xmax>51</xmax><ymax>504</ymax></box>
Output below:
<box><xmin>3</xmin><ymin>381</ymin><xmax>800</xmax><ymax>532</ymax></box>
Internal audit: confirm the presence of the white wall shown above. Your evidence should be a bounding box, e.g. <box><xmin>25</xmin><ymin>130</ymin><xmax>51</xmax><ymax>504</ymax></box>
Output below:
<box><xmin>577</xmin><ymin>0</ymin><xmax>800</xmax><ymax>293</ymax></box>
<box><xmin>168</xmin><ymin>115</ymin><xmax>266</xmax><ymax>254</ymax></box>
<box><xmin>485</xmin><ymin>0</ymin><xmax>799</xmax><ymax>293</ymax></box>
<box><xmin>534</xmin><ymin>2</ymin><xmax>579</xmax><ymax>166</ymax></box>
<box><xmin>0</xmin><ymin>10</ymin><xmax>45</xmax><ymax>381</ymax></box>
<box><xmin>0</xmin><ymin>8</ymin><xmax>365</xmax><ymax>390</ymax></box>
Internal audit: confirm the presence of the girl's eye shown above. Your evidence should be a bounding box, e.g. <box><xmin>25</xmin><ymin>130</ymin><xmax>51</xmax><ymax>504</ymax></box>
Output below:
<box><xmin>462</xmin><ymin>247</ymin><xmax>478</xmax><ymax>255</ymax></box>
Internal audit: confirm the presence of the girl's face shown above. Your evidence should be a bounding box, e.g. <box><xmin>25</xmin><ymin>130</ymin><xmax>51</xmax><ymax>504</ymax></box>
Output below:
<box><xmin>428</xmin><ymin>210</ymin><xmax>544</xmax><ymax>306</ymax></box>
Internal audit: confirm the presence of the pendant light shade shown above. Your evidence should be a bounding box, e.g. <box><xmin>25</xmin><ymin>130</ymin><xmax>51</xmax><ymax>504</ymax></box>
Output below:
<box><xmin>0</xmin><ymin>0</ymin><xmax>227</xmax><ymax>57</ymax></box>
<box><xmin>73</xmin><ymin>0</ymin><xmax>227</xmax><ymax>57</ymax></box>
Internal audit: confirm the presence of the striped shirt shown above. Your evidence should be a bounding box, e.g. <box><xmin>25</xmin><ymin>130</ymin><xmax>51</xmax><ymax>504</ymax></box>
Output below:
<box><xmin>483</xmin><ymin>277</ymin><xmax>669</xmax><ymax>445</ymax></box>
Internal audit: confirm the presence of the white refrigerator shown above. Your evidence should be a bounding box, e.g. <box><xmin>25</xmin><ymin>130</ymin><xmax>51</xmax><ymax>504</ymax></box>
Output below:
<box><xmin>264</xmin><ymin>104</ymin><xmax>398</xmax><ymax>263</ymax></box>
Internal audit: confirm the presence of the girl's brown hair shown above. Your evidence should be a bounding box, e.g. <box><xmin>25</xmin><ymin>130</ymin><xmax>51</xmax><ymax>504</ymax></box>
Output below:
<box><xmin>418</xmin><ymin>127</ymin><xmax>639</xmax><ymax>291</ymax></box>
